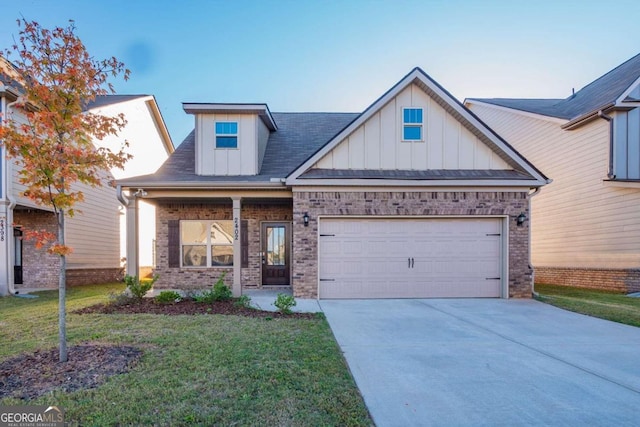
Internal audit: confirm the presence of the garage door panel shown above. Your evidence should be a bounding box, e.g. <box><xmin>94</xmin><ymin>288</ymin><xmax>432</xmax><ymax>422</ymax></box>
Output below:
<box><xmin>319</xmin><ymin>218</ymin><xmax>503</xmax><ymax>299</ymax></box>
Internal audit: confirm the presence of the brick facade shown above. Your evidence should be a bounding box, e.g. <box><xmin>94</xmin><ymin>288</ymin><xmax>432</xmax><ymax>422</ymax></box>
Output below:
<box><xmin>66</xmin><ymin>268</ymin><xmax>123</xmax><ymax>286</ymax></box>
<box><xmin>14</xmin><ymin>210</ymin><xmax>60</xmax><ymax>289</ymax></box>
<box><xmin>154</xmin><ymin>201</ymin><xmax>292</xmax><ymax>291</ymax></box>
<box><xmin>292</xmin><ymin>190</ymin><xmax>532</xmax><ymax>298</ymax></box>
<box><xmin>535</xmin><ymin>266</ymin><xmax>640</xmax><ymax>294</ymax></box>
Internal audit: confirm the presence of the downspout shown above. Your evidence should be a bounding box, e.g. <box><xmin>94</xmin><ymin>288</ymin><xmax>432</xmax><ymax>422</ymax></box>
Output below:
<box><xmin>598</xmin><ymin>111</ymin><xmax>615</xmax><ymax>179</ymax></box>
<box><xmin>529</xmin><ymin>186</ymin><xmax>542</xmax><ymax>297</ymax></box>
<box><xmin>4</xmin><ymin>98</ymin><xmax>19</xmax><ymax>294</ymax></box>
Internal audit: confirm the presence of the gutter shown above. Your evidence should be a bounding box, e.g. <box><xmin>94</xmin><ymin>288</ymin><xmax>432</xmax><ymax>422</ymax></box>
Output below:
<box><xmin>562</xmin><ymin>103</ymin><xmax>614</xmax><ymax>130</ymax></box>
<box><xmin>117</xmin><ymin>180</ymin><xmax>288</xmax><ymax>190</ymax></box>
<box><xmin>597</xmin><ymin>110</ymin><xmax>615</xmax><ymax>179</ymax></box>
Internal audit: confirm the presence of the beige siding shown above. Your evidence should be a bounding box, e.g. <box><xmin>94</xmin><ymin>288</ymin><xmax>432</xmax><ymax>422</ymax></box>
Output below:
<box><xmin>315</xmin><ymin>84</ymin><xmax>510</xmax><ymax>171</ymax></box>
<box><xmin>469</xmin><ymin>102</ymin><xmax>640</xmax><ymax>269</ymax></box>
<box><xmin>196</xmin><ymin>113</ymin><xmax>258</xmax><ymax>175</ymax></box>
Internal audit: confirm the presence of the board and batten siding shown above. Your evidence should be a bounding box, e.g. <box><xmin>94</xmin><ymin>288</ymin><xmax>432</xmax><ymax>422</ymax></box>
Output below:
<box><xmin>469</xmin><ymin>102</ymin><xmax>640</xmax><ymax>270</ymax></box>
<box><xmin>195</xmin><ymin>113</ymin><xmax>259</xmax><ymax>176</ymax></box>
<box><xmin>613</xmin><ymin>109</ymin><xmax>640</xmax><ymax>180</ymax></box>
<box><xmin>314</xmin><ymin>84</ymin><xmax>510</xmax><ymax>171</ymax></box>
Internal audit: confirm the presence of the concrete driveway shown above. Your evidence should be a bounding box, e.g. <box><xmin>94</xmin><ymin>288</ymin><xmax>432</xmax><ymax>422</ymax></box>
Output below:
<box><xmin>320</xmin><ymin>299</ymin><xmax>640</xmax><ymax>427</ymax></box>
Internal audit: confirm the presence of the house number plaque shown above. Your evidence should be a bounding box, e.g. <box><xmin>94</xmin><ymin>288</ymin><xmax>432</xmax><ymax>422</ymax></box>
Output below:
<box><xmin>0</xmin><ymin>216</ymin><xmax>5</xmax><ymax>242</ymax></box>
<box><xmin>234</xmin><ymin>217</ymin><xmax>239</xmax><ymax>241</ymax></box>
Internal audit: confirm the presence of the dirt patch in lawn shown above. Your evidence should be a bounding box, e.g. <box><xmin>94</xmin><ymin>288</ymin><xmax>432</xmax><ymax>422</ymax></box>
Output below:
<box><xmin>0</xmin><ymin>344</ymin><xmax>142</xmax><ymax>400</ymax></box>
<box><xmin>74</xmin><ymin>298</ymin><xmax>318</xmax><ymax>319</ymax></box>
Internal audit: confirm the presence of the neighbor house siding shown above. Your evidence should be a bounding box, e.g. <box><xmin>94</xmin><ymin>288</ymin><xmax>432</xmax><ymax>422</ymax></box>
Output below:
<box><xmin>469</xmin><ymin>103</ymin><xmax>640</xmax><ymax>273</ymax></box>
<box><xmin>314</xmin><ymin>84</ymin><xmax>510</xmax><ymax>171</ymax></box>
<box><xmin>291</xmin><ymin>190</ymin><xmax>531</xmax><ymax>299</ymax></box>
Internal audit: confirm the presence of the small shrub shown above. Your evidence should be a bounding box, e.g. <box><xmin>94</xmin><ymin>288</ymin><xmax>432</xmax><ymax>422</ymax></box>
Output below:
<box><xmin>274</xmin><ymin>293</ymin><xmax>296</xmax><ymax>314</ymax></box>
<box><xmin>108</xmin><ymin>291</ymin><xmax>133</xmax><ymax>306</ymax></box>
<box><xmin>234</xmin><ymin>294</ymin><xmax>252</xmax><ymax>309</ymax></box>
<box><xmin>212</xmin><ymin>275</ymin><xmax>232</xmax><ymax>301</ymax></box>
<box><xmin>194</xmin><ymin>272</ymin><xmax>230</xmax><ymax>303</ymax></box>
<box><xmin>124</xmin><ymin>274</ymin><xmax>158</xmax><ymax>300</ymax></box>
<box><xmin>155</xmin><ymin>290</ymin><xmax>182</xmax><ymax>304</ymax></box>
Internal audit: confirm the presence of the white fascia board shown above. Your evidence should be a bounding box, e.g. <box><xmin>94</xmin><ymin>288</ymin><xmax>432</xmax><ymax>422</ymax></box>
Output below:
<box><xmin>464</xmin><ymin>99</ymin><xmax>567</xmax><ymax>125</ymax></box>
<box><xmin>292</xmin><ymin>185</ymin><xmax>535</xmax><ymax>192</ymax></box>
<box><xmin>117</xmin><ymin>180</ymin><xmax>287</xmax><ymax>190</ymax></box>
<box><xmin>615</xmin><ymin>75</ymin><xmax>640</xmax><ymax>104</ymax></box>
<box><xmin>182</xmin><ymin>103</ymin><xmax>277</xmax><ymax>130</ymax></box>
<box><xmin>144</xmin><ymin>97</ymin><xmax>175</xmax><ymax>154</ymax></box>
<box><xmin>287</xmin><ymin>178</ymin><xmax>546</xmax><ymax>188</ymax></box>
<box><xmin>287</xmin><ymin>69</ymin><xmax>425</xmax><ymax>182</ymax></box>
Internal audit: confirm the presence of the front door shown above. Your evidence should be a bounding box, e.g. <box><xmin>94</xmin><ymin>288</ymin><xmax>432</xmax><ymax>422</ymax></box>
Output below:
<box><xmin>14</xmin><ymin>228</ymin><xmax>23</xmax><ymax>285</ymax></box>
<box><xmin>261</xmin><ymin>222</ymin><xmax>290</xmax><ymax>286</ymax></box>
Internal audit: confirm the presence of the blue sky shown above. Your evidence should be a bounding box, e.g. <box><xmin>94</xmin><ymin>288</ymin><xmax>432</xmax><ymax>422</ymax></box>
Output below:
<box><xmin>1</xmin><ymin>0</ymin><xmax>640</xmax><ymax>145</ymax></box>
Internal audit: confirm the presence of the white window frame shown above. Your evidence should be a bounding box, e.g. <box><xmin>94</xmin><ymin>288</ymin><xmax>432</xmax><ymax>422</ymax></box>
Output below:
<box><xmin>402</xmin><ymin>107</ymin><xmax>424</xmax><ymax>142</ymax></box>
<box><xmin>215</xmin><ymin>121</ymin><xmax>239</xmax><ymax>149</ymax></box>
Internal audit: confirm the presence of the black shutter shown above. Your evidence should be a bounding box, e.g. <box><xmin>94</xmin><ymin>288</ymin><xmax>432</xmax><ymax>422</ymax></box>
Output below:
<box><xmin>241</xmin><ymin>219</ymin><xmax>248</xmax><ymax>268</ymax></box>
<box><xmin>168</xmin><ymin>220</ymin><xmax>180</xmax><ymax>268</ymax></box>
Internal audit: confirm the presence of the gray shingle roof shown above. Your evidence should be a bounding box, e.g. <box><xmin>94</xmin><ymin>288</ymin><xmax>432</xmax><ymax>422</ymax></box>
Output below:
<box><xmin>118</xmin><ymin>112</ymin><xmax>359</xmax><ymax>185</ymax></box>
<box><xmin>469</xmin><ymin>52</ymin><xmax>640</xmax><ymax>121</ymax></box>
<box><xmin>85</xmin><ymin>94</ymin><xmax>149</xmax><ymax>110</ymax></box>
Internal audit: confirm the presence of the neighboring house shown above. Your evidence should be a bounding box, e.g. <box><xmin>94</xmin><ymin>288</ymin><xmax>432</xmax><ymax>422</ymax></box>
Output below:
<box><xmin>465</xmin><ymin>53</ymin><xmax>640</xmax><ymax>293</ymax></box>
<box><xmin>0</xmin><ymin>59</ymin><xmax>174</xmax><ymax>296</ymax></box>
<box><xmin>118</xmin><ymin>67</ymin><xmax>548</xmax><ymax>299</ymax></box>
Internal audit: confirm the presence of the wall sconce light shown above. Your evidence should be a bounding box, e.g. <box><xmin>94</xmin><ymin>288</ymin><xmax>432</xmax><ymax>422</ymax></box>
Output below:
<box><xmin>516</xmin><ymin>212</ymin><xmax>527</xmax><ymax>227</ymax></box>
<box><xmin>134</xmin><ymin>188</ymin><xmax>147</xmax><ymax>197</ymax></box>
<box><xmin>303</xmin><ymin>212</ymin><xmax>310</xmax><ymax>227</ymax></box>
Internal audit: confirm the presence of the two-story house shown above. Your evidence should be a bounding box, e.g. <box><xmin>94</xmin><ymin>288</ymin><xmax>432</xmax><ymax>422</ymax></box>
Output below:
<box><xmin>466</xmin><ymin>53</ymin><xmax>640</xmax><ymax>293</ymax></box>
<box><xmin>118</xmin><ymin>67</ymin><xmax>548</xmax><ymax>299</ymax></box>
<box><xmin>0</xmin><ymin>59</ymin><xmax>174</xmax><ymax>296</ymax></box>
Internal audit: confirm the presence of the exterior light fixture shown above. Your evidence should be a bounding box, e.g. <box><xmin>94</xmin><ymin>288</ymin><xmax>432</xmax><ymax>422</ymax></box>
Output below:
<box><xmin>303</xmin><ymin>212</ymin><xmax>310</xmax><ymax>227</ymax></box>
<box><xmin>516</xmin><ymin>212</ymin><xmax>527</xmax><ymax>227</ymax></box>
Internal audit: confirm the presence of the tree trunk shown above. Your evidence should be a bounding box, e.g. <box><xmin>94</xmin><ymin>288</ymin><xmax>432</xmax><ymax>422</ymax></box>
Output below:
<box><xmin>58</xmin><ymin>210</ymin><xmax>67</xmax><ymax>362</ymax></box>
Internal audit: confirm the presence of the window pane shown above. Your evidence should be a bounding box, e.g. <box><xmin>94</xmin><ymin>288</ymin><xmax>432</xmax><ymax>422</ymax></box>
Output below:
<box><xmin>183</xmin><ymin>245</ymin><xmax>207</xmax><ymax>266</ymax></box>
<box><xmin>404</xmin><ymin>125</ymin><xmax>422</xmax><ymax>140</ymax></box>
<box><xmin>210</xmin><ymin>221</ymin><xmax>234</xmax><ymax>244</ymax></box>
<box><xmin>215</xmin><ymin>122</ymin><xmax>238</xmax><ymax>135</ymax></box>
<box><xmin>216</xmin><ymin>136</ymin><xmax>238</xmax><ymax>148</ymax></box>
<box><xmin>212</xmin><ymin>245</ymin><xmax>233</xmax><ymax>266</ymax></box>
<box><xmin>181</xmin><ymin>221</ymin><xmax>207</xmax><ymax>243</ymax></box>
<box><xmin>266</xmin><ymin>226</ymin><xmax>286</xmax><ymax>266</ymax></box>
<box><xmin>404</xmin><ymin>108</ymin><xmax>422</xmax><ymax>124</ymax></box>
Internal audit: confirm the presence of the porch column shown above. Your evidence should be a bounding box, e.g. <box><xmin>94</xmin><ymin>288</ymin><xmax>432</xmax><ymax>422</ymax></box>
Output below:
<box><xmin>0</xmin><ymin>200</ymin><xmax>11</xmax><ymax>295</ymax></box>
<box><xmin>125</xmin><ymin>195</ymin><xmax>139</xmax><ymax>278</ymax></box>
<box><xmin>232</xmin><ymin>197</ymin><xmax>241</xmax><ymax>297</ymax></box>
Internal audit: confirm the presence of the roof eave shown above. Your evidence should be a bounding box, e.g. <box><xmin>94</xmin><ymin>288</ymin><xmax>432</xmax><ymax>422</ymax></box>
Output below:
<box><xmin>287</xmin><ymin>178</ymin><xmax>547</xmax><ymax>188</ymax></box>
<box><xmin>561</xmin><ymin>103</ymin><xmax>615</xmax><ymax>130</ymax></box>
<box><xmin>117</xmin><ymin>180</ymin><xmax>287</xmax><ymax>190</ymax></box>
<box><xmin>182</xmin><ymin>103</ymin><xmax>278</xmax><ymax>131</ymax></box>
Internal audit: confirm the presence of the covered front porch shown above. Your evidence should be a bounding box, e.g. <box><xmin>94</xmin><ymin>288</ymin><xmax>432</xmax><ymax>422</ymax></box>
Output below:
<box><xmin>121</xmin><ymin>188</ymin><xmax>295</xmax><ymax>296</ymax></box>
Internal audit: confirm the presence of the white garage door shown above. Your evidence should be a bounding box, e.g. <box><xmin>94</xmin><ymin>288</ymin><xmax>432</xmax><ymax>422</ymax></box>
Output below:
<box><xmin>319</xmin><ymin>218</ymin><xmax>503</xmax><ymax>299</ymax></box>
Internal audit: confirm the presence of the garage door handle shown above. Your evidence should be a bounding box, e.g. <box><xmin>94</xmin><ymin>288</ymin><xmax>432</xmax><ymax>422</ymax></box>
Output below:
<box><xmin>411</xmin><ymin>257</ymin><xmax>414</xmax><ymax>268</ymax></box>
<box><xmin>486</xmin><ymin>277</ymin><xmax>500</xmax><ymax>280</ymax></box>
<box><xmin>408</xmin><ymin>258</ymin><xmax>411</xmax><ymax>268</ymax></box>
<box><xmin>319</xmin><ymin>279</ymin><xmax>335</xmax><ymax>282</ymax></box>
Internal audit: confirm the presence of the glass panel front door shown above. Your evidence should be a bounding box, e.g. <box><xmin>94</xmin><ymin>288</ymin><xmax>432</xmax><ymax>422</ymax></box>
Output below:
<box><xmin>262</xmin><ymin>223</ymin><xmax>290</xmax><ymax>286</ymax></box>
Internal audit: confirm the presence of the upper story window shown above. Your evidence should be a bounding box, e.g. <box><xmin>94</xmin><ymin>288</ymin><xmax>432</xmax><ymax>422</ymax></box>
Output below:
<box><xmin>215</xmin><ymin>122</ymin><xmax>238</xmax><ymax>149</ymax></box>
<box><xmin>403</xmin><ymin>108</ymin><xmax>423</xmax><ymax>141</ymax></box>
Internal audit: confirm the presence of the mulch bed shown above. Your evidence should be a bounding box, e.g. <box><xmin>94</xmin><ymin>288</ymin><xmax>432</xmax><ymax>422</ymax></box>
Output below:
<box><xmin>0</xmin><ymin>345</ymin><xmax>142</xmax><ymax>400</ymax></box>
<box><xmin>74</xmin><ymin>298</ymin><xmax>318</xmax><ymax>319</ymax></box>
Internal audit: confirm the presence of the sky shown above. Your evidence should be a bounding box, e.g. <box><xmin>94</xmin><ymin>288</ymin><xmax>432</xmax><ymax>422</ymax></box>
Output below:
<box><xmin>1</xmin><ymin>0</ymin><xmax>640</xmax><ymax>146</ymax></box>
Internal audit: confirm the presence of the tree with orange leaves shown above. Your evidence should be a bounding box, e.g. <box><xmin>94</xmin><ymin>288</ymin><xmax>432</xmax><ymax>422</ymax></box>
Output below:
<box><xmin>0</xmin><ymin>19</ymin><xmax>131</xmax><ymax>362</ymax></box>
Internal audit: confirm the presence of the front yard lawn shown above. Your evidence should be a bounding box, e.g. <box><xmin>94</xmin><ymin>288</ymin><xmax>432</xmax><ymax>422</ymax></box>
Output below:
<box><xmin>535</xmin><ymin>284</ymin><xmax>640</xmax><ymax>328</ymax></box>
<box><xmin>0</xmin><ymin>284</ymin><xmax>371</xmax><ymax>426</ymax></box>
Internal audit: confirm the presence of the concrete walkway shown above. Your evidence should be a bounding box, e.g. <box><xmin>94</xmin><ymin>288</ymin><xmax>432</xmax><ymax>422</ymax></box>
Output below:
<box><xmin>244</xmin><ymin>289</ymin><xmax>322</xmax><ymax>313</ymax></box>
<box><xmin>320</xmin><ymin>299</ymin><xmax>640</xmax><ymax>427</ymax></box>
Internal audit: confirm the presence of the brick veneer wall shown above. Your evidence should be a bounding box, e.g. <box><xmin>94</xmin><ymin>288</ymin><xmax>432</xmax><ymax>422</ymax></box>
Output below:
<box><xmin>535</xmin><ymin>267</ymin><xmax>640</xmax><ymax>293</ymax></box>
<box><xmin>292</xmin><ymin>191</ymin><xmax>532</xmax><ymax>299</ymax></box>
<box><xmin>154</xmin><ymin>201</ymin><xmax>292</xmax><ymax>291</ymax></box>
<box><xmin>67</xmin><ymin>268</ymin><xmax>123</xmax><ymax>286</ymax></box>
<box><xmin>14</xmin><ymin>210</ymin><xmax>60</xmax><ymax>289</ymax></box>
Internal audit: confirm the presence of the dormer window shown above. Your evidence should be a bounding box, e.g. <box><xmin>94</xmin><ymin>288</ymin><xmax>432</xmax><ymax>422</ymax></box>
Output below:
<box><xmin>215</xmin><ymin>122</ymin><xmax>238</xmax><ymax>148</ymax></box>
<box><xmin>403</xmin><ymin>108</ymin><xmax>423</xmax><ymax>141</ymax></box>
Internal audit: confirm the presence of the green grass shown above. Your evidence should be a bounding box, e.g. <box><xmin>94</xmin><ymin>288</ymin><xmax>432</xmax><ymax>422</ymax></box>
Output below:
<box><xmin>535</xmin><ymin>284</ymin><xmax>640</xmax><ymax>327</ymax></box>
<box><xmin>0</xmin><ymin>284</ymin><xmax>371</xmax><ymax>426</ymax></box>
